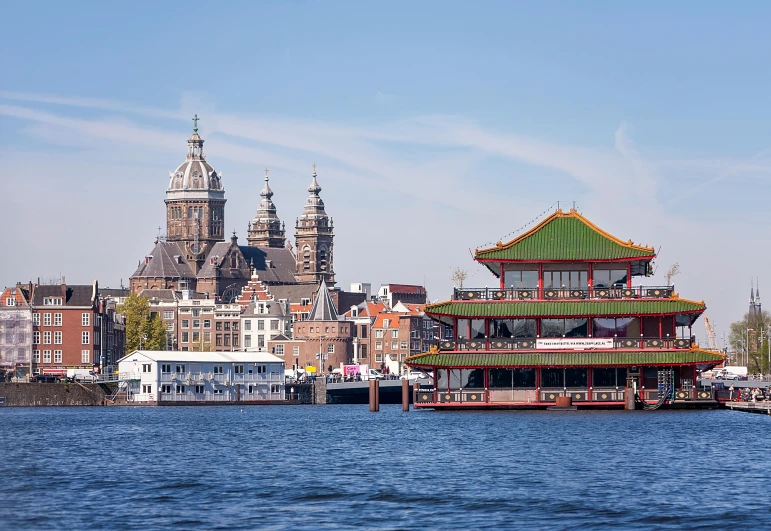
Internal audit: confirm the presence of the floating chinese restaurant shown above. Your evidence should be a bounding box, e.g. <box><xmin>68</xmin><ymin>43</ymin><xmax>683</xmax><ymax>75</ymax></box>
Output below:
<box><xmin>407</xmin><ymin>209</ymin><xmax>725</xmax><ymax>410</ymax></box>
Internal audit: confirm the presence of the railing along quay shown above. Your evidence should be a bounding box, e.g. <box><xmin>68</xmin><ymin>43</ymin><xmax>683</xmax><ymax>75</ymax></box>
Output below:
<box><xmin>454</xmin><ymin>285</ymin><xmax>675</xmax><ymax>301</ymax></box>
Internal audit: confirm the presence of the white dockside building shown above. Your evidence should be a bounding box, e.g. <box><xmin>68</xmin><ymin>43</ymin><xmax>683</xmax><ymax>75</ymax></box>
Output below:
<box><xmin>116</xmin><ymin>350</ymin><xmax>285</xmax><ymax>404</ymax></box>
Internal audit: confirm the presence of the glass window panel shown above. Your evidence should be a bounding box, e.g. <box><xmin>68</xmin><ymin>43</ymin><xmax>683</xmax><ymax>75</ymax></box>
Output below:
<box><xmin>456</xmin><ymin>319</ymin><xmax>470</xmax><ymax>340</ymax></box>
<box><xmin>592</xmin><ymin>368</ymin><xmax>616</xmax><ymax>387</ymax></box>
<box><xmin>565</xmin><ymin>368</ymin><xmax>587</xmax><ymax>387</ymax></box>
<box><xmin>610</xmin><ymin>269</ymin><xmax>627</xmax><ymax>287</ymax></box>
<box><xmin>593</xmin><ymin>318</ymin><xmax>616</xmax><ymax>338</ymax></box>
<box><xmin>541</xmin><ymin>368</ymin><xmax>564</xmax><ymax>388</ymax></box>
<box><xmin>462</xmin><ymin>369</ymin><xmax>484</xmax><ymax>389</ymax></box>
<box><xmin>616</xmin><ymin>317</ymin><xmax>639</xmax><ymax>338</ymax></box>
<box><xmin>471</xmin><ymin>319</ymin><xmax>485</xmax><ymax>339</ymax></box>
<box><xmin>593</xmin><ymin>270</ymin><xmax>610</xmax><ymax>288</ymax></box>
<box><xmin>616</xmin><ymin>368</ymin><xmax>627</xmax><ymax>387</ymax></box>
<box><xmin>503</xmin><ymin>270</ymin><xmax>538</xmax><ymax>289</ymax></box>
<box><xmin>490</xmin><ymin>319</ymin><xmax>513</xmax><ymax>338</ymax></box>
<box><xmin>437</xmin><ymin>369</ymin><xmax>449</xmax><ymax>391</ymax></box>
<box><xmin>449</xmin><ymin>369</ymin><xmax>463</xmax><ymax>390</ymax></box>
<box><xmin>570</xmin><ymin>271</ymin><xmax>588</xmax><ymax>289</ymax></box>
<box><xmin>541</xmin><ymin>319</ymin><xmax>563</xmax><ymax>338</ymax></box>
<box><xmin>565</xmin><ymin>318</ymin><xmax>588</xmax><ymax>337</ymax></box>
<box><xmin>521</xmin><ymin>271</ymin><xmax>538</xmax><ymax>289</ymax></box>
<box><xmin>512</xmin><ymin>319</ymin><xmax>536</xmax><ymax>338</ymax></box>
<box><xmin>513</xmin><ymin>369</ymin><xmax>536</xmax><ymax>388</ymax></box>
<box><xmin>490</xmin><ymin>369</ymin><xmax>513</xmax><ymax>388</ymax></box>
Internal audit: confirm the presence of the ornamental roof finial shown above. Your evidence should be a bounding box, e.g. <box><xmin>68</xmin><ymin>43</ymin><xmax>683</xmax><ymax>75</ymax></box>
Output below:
<box><xmin>192</xmin><ymin>114</ymin><xmax>199</xmax><ymax>133</ymax></box>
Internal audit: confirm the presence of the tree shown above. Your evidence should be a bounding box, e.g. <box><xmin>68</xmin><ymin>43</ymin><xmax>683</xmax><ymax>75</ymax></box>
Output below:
<box><xmin>119</xmin><ymin>293</ymin><xmax>168</xmax><ymax>352</ymax></box>
<box><xmin>728</xmin><ymin>310</ymin><xmax>771</xmax><ymax>374</ymax></box>
<box><xmin>664</xmin><ymin>263</ymin><xmax>680</xmax><ymax>286</ymax></box>
<box><xmin>451</xmin><ymin>267</ymin><xmax>468</xmax><ymax>289</ymax></box>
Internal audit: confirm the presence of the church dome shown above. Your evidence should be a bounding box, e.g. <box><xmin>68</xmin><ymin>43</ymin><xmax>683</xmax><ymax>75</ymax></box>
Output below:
<box><xmin>166</xmin><ymin>118</ymin><xmax>225</xmax><ymax>200</ymax></box>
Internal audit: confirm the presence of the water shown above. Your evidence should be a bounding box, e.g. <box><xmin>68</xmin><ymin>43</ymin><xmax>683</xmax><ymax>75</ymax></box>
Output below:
<box><xmin>1</xmin><ymin>405</ymin><xmax>769</xmax><ymax>530</ymax></box>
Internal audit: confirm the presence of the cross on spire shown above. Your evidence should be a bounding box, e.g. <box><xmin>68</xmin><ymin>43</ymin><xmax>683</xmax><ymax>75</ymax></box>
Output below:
<box><xmin>264</xmin><ymin>167</ymin><xmax>269</xmax><ymax>178</ymax></box>
<box><xmin>192</xmin><ymin>114</ymin><xmax>199</xmax><ymax>133</ymax></box>
<box><xmin>312</xmin><ymin>163</ymin><xmax>317</xmax><ymax>173</ymax></box>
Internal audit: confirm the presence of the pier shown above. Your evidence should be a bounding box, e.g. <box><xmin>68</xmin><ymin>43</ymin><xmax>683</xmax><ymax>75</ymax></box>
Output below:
<box><xmin>726</xmin><ymin>401</ymin><xmax>771</xmax><ymax>415</ymax></box>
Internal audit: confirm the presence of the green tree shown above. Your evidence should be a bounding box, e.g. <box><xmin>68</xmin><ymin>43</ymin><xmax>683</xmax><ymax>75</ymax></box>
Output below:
<box><xmin>119</xmin><ymin>294</ymin><xmax>168</xmax><ymax>352</ymax></box>
<box><xmin>728</xmin><ymin>310</ymin><xmax>771</xmax><ymax>374</ymax></box>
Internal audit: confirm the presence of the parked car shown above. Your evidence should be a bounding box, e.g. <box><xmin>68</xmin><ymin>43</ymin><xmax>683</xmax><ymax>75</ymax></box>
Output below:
<box><xmin>31</xmin><ymin>374</ymin><xmax>60</xmax><ymax>383</ymax></box>
<box><xmin>716</xmin><ymin>371</ymin><xmax>741</xmax><ymax>380</ymax></box>
<box><xmin>402</xmin><ymin>371</ymin><xmax>434</xmax><ymax>381</ymax></box>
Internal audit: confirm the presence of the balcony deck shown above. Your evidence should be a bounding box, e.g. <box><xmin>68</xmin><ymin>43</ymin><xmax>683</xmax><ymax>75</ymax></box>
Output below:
<box><xmin>454</xmin><ymin>285</ymin><xmax>674</xmax><ymax>302</ymax></box>
<box><xmin>439</xmin><ymin>337</ymin><xmax>692</xmax><ymax>351</ymax></box>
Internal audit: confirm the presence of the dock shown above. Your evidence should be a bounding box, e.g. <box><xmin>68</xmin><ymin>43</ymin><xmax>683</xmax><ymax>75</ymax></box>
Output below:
<box><xmin>726</xmin><ymin>401</ymin><xmax>771</xmax><ymax>415</ymax></box>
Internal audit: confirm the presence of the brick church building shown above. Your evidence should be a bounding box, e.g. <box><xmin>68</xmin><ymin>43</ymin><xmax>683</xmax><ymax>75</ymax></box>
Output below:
<box><xmin>130</xmin><ymin>118</ymin><xmax>335</xmax><ymax>302</ymax></box>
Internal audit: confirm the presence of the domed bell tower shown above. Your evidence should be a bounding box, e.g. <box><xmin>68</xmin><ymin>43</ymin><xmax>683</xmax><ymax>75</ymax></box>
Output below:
<box><xmin>165</xmin><ymin>115</ymin><xmax>226</xmax><ymax>271</ymax></box>
<box><xmin>247</xmin><ymin>168</ymin><xmax>286</xmax><ymax>248</ymax></box>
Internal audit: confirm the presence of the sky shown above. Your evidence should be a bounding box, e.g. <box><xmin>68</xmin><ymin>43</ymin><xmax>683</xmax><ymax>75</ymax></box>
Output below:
<box><xmin>2</xmin><ymin>1</ymin><xmax>771</xmax><ymax>344</ymax></box>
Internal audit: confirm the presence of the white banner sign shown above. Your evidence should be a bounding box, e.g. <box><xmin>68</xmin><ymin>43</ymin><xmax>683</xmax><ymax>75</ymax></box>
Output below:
<box><xmin>536</xmin><ymin>338</ymin><xmax>613</xmax><ymax>350</ymax></box>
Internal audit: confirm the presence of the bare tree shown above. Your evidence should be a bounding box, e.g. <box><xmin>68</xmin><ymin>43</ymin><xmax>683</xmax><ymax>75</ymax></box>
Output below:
<box><xmin>451</xmin><ymin>267</ymin><xmax>468</xmax><ymax>289</ymax></box>
<box><xmin>664</xmin><ymin>263</ymin><xmax>680</xmax><ymax>286</ymax></box>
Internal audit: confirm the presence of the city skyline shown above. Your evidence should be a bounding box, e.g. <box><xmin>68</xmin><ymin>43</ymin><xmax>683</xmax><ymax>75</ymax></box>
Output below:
<box><xmin>3</xmin><ymin>1</ymin><xmax>771</xmax><ymax>340</ymax></box>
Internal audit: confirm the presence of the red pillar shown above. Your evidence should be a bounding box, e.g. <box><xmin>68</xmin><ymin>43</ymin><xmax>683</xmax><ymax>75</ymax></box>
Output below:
<box><xmin>588</xmin><ymin>263</ymin><xmax>593</xmax><ymax>296</ymax></box>
<box><xmin>659</xmin><ymin>317</ymin><xmax>663</xmax><ymax>339</ymax></box>
<box><xmin>500</xmin><ymin>263</ymin><xmax>505</xmax><ymax>291</ymax></box>
<box><xmin>538</xmin><ymin>263</ymin><xmax>543</xmax><ymax>299</ymax></box>
<box><xmin>627</xmin><ymin>263</ymin><xmax>632</xmax><ymax>288</ymax></box>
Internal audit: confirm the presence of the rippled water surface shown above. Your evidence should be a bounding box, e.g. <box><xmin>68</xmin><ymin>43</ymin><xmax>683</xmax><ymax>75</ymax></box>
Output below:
<box><xmin>1</xmin><ymin>405</ymin><xmax>769</xmax><ymax>530</ymax></box>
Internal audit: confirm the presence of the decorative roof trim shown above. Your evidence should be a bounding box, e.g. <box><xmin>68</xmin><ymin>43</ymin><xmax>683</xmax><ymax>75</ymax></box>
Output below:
<box><xmin>476</xmin><ymin>209</ymin><xmax>656</xmax><ymax>257</ymax></box>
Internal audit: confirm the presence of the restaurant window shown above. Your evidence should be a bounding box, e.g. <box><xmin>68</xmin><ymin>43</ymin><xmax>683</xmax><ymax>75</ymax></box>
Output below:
<box><xmin>540</xmin><ymin>318</ymin><xmax>587</xmax><ymax>338</ymax></box>
<box><xmin>593</xmin><ymin>317</ymin><xmax>640</xmax><ymax>338</ymax></box>
<box><xmin>543</xmin><ymin>270</ymin><xmax>588</xmax><ymax>289</ymax></box>
<box><xmin>593</xmin><ymin>368</ymin><xmax>627</xmax><ymax>388</ymax></box>
<box><xmin>456</xmin><ymin>319</ymin><xmax>469</xmax><ymax>340</ymax></box>
<box><xmin>436</xmin><ymin>369</ymin><xmax>449</xmax><ymax>390</ymax></box>
<box><xmin>565</xmin><ymin>368</ymin><xmax>587</xmax><ymax>388</ymax></box>
<box><xmin>593</xmin><ymin>268</ymin><xmax>628</xmax><ymax>288</ymax></box>
<box><xmin>541</xmin><ymin>368</ymin><xmax>564</xmax><ymax>388</ymax></box>
<box><xmin>461</xmin><ymin>369</ymin><xmax>484</xmax><ymax>389</ymax></box>
<box><xmin>470</xmin><ymin>319</ymin><xmax>485</xmax><ymax>339</ymax></box>
<box><xmin>503</xmin><ymin>270</ymin><xmax>538</xmax><ymax>289</ymax></box>
<box><xmin>491</xmin><ymin>369</ymin><xmax>536</xmax><ymax>388</ymax></box>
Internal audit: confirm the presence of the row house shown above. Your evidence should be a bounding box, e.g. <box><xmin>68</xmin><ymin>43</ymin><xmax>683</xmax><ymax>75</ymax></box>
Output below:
<box><xmin>241</xmin><ymin>300</ymin><xmax>292</xmax><ymax>352</ymax></box>
<box><xmin>0</xmin><ymin>285</ymin><xmax>34</xmax><ymax>379</ymax></box>
<box><xmin>30</xmin><ymin>281</ymin><xmax>103</xmax><ymax>376</ymax></box>
<box><xmin>146</xmin><ymin>288</ymin><xmax>241</xmax><ymax>351</ymax></box>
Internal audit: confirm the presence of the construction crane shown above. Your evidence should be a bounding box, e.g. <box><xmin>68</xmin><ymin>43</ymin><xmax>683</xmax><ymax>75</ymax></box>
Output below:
<box><xmin>704</xmin><ymin>316</ymin><xmax>718</xmax><ymax>351</ymax></box>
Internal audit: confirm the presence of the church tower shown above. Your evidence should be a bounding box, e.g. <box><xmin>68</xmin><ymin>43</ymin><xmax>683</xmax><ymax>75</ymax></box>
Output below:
<box><xmin>165</xmin><ymin>116</ymin><xmax>226</xmax><ymax>272</ymax></box>
<box><xmin>295</xmin><ymin>165</ymin><xmax>335</xmax><ymax>285</ymax></box>
<box><xmin>247</xmin><ymin>168</ymin><xmax>286</xmax><ymax>248</ymax></box>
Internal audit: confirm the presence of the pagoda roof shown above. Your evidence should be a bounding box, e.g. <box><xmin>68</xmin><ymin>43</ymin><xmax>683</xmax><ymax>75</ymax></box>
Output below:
<box><xmin>405</xmin><ymin>348</ymin><xmax>724</xmax><ymax>368</ymax></box>
<box><xmin>475</xmin><ymin>209</ymin><xmax>656</xmax><ymax>263</ymax></box>
<box><xmin>425</xmin><ymin>298</ymin><xmax>705</xmax><ymax>325</ymax></box>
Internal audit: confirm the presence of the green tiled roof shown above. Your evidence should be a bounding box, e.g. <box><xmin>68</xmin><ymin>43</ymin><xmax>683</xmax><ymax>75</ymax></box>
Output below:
<box><xmin>475</xmin><ymin>210</ymin><xmax>655</xmax><ymax>261</ymax></box>
<box><xmin>406</xmin><ymin>349</ymin><xmax>724</xmax><ymax>368</ymax></box>
<box><xmin>425</xmin><ymin>299</ymin><xmax>705</xmax><ymax>318</ymax></box>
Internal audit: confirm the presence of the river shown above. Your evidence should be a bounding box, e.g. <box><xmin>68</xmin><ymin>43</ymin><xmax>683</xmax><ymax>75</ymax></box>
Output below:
<box><xmin>1</xmin><ymin>406</ymin><xmax>768</xmax><ymax>529</ymax></box>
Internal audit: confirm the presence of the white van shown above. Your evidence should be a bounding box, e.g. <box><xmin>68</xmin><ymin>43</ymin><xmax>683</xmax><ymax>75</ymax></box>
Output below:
<box><xmin>66</xmin><ymin>369</ymin><xmax>97</xmax><ymax>383</ymax></box>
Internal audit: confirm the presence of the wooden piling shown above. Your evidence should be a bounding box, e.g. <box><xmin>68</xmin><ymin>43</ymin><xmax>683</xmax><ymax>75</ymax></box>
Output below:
<box><xmin>369</xmin><ymin>379</ymin><xmax>380</xmax><ymax>412</ymax></box>
<box><xmin>402</xmin><ymin>379</ymin><xmax>410</xmax><ymax>411</ymax></box>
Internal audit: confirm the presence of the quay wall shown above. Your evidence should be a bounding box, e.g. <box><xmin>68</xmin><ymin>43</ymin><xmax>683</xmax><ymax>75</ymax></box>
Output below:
<box><xmin>0</xmin><ymin>382</ymin><xmax>112</xmax><ymax>407</ymax></box>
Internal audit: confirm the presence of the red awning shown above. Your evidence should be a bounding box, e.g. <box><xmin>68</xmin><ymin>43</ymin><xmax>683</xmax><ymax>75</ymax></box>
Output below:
<box><xmin>42</xmin><ymin>368</ymin><xmax>66</xmax><ymax>375</ymax></box>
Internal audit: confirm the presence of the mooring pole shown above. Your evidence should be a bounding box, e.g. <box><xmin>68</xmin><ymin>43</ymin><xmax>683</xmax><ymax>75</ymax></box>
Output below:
<box><xmin>369</xmin><ymin>379</ymin><xmax>380</xmax><ymax>412</ymax></box>
<box><xmin>402</xmin><ymin>379</ymin><xmax>410</xmax><ymax>411</ymax></box>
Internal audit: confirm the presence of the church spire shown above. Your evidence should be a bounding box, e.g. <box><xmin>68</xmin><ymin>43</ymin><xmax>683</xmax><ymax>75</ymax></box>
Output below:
<box><xmin>247</xmin><ymin>167</ymin><xmax>286</xmax><ymax>248</ymax></box>
<box><xmin>295</xmin><ymin>164</ymin><xmax>334</xmax><ymax>285</ymax></box>
<box><xmin>187</xmin><ymin>114</ymin><xmax>204</xmax><ymax>159</ymax></box>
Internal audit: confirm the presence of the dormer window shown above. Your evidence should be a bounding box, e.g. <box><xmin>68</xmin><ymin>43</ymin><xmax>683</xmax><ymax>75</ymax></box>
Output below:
<box><xmin>44</xmin><ymin>297</ymin><xmax>63</xmax><ymax>306</ymax></box>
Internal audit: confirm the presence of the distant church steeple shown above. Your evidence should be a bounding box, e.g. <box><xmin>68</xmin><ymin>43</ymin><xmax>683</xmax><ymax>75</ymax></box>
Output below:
<box><xmin>750</xmin><ymin>278</ymin><xmax>762</xmax><ymax>316</ymax></box>
<box><xmin>295</xmin><ymin>164</ymin><xmax>335</xmax><ymax>285</ymax></box>
<box><xmin>247</xmin><ymin>168</ymin><xmax>286</xmax><ymax>248</ymax></box>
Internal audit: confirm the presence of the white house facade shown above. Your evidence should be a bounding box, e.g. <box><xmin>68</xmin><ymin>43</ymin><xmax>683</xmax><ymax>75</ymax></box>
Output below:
<box><xmin>117</xmin><ymin>350</ymin><xmax>285</xmax><ymax>404</ymax></box>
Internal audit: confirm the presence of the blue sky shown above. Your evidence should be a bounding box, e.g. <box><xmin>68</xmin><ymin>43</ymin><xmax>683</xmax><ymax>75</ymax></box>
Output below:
<box><xmin>2</xmin><ymin>1</ymin><xmax>771</xmax><ymax>343</ymax></box>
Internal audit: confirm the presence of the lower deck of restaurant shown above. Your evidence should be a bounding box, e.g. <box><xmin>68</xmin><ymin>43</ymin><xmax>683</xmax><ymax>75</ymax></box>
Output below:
<box><xmin>413</xmin><ymin>366</ymin><xmax>717</xmax><ymax>409</ymax></box>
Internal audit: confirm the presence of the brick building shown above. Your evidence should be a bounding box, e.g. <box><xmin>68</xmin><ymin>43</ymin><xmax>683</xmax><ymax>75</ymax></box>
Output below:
<box><xmin>291</xmin><ymin>280</ymin><xmax>353</xmax><ymax>374</ymax></box>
